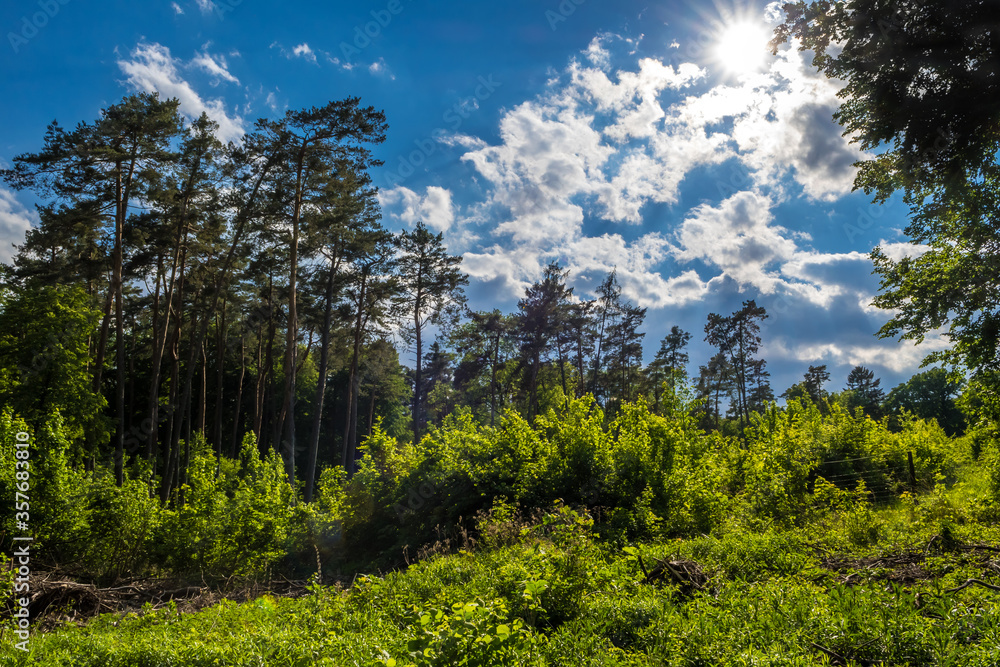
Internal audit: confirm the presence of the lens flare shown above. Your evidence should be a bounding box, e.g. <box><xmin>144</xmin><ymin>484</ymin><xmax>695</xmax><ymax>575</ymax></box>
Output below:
<box><xmin>714</xmin><ymin>21</ymin><xmax>771</xmax><ymax>77</ymax></box>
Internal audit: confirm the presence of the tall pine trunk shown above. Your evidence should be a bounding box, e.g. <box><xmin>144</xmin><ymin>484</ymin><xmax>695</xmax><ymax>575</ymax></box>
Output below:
<box><xmin>342</xmin><ymin>271</ymin><xmax>367</xmax><ymax>473</ymax></box>
<box><xmin>230</xmin><ymin>336</ymin><xmax>246</xmax><ymax>458</ymax></box>
<box><xmin>412</xmin><ymin>282</ymin><xmax>424</xmax><ymax>445</ymax></box>
<box><xmin>305</xmin><ymin>265</ymin><xmax>336</xmax><ymax>501</ymax></box>
<box><xmin>213</xmin><ymin>304</ymin><xmax>227</xmax><ymax>458</ymax></box>
<box><xmin>279</xmin><ymin>150</ymin><xmax>307</xmax><ymax>486</ymax></box>
<box><xmin>146</xmin><ymin>165</ymin><xmax>197</xmax><ymax>467</ymax></box>
<box><xmin>112</xmin><ymin>167</ymin><xmax>127</xmax><ymax>486</ymax></box>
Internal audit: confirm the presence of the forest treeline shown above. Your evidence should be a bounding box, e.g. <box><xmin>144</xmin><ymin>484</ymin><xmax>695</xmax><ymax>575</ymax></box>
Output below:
<box><xmin>4</xmin><ymin>2</ymin><xmax>1000</xmax><ymax>661</ymax></box>
<box><xmin>0</xmin><ymin>93</ymin><xmax>968</xmax><ymax>506</ymax></box>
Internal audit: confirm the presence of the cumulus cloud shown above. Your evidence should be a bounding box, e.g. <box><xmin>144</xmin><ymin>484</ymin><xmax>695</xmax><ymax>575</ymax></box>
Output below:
<box><xmin>381</xmin><ymin>25</ymin><xmax>908</xmax><ymax>388</ymax></box>
<box><xmin>727</xmin><ymin>45</ymin><xmax>862</xmax><ymax>200</ymax></box>
<box><xmin>584</xmin><ymin>34</ymin><xmax>612</xmax><ymax>70</ymax></box>
<box><xmin>195</xmin><ymin>0</ymin><xmax>215</xmax><ymax>14</ymax></box>
<box><xmin>117</xmin><ymin>42</ymin><xmax>245</xmax><ymax>142</ymax></box>
<box><xmin>0</xmin><ymin>188</ymin><xmax>35</xmax><ymax>265</ymax></box>
<box><xmin>292</xmin><ymin>43</ymin><xmax>317</xmax><ymax>64</ymax></box>
<box><xmin>877</xmin><ymin>240</ymin><xmax>931</xmax><ymax>262</ymax></box>
<box><xmin>436</xmin><ymin>28</ymin><xmax>871</xmax><ymax>309</ymax></box>
<box><xmin>673</xmin><ymin>191</ymin><xmax>797</xmax><ymax>293</ymax></box>
<box><xmin>380</xmin><ymin>186</ymin><xmax>455</xmax><ymax>232</ymax></box>
<box><xmin>767</xmin><ymin>330</ymin><xmax>951</xmax><ymax>374</ymax></box>
<box><xmin>171</xmin><ymin>2</ymin><xmax>184</xmax><ymax>15</ymax></box>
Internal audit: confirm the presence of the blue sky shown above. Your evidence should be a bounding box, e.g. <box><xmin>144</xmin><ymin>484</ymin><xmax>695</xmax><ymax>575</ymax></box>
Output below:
<box><xmin>0</xmin><ymin>0</ymin><xmax>946</xmax><ymax>396</ymax></box>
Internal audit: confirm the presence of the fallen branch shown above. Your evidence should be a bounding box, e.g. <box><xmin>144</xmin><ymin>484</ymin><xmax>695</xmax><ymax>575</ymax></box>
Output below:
<box><xmin>964</xmin><ymin>543</ymin><xmax>1000</xmax><ymax>553</ymax></box>
<box><xmin>634</xmin><ymin>553</ymin><xmax>650</xmax><ymax>581</ymax></box>
<box><xmin>943</xmin><ymin>579</ymin><xmax>1000</xmax><ymax>594</ymax></box>
<box><xmin>809</xmin><ymin>642</ymin><xmax>847</xmax><ymax>665</ymax></box>
<box><xmin>808</xmin><ymin>641</ymin><xmax>877</xmax><ymax>667</ymax></box>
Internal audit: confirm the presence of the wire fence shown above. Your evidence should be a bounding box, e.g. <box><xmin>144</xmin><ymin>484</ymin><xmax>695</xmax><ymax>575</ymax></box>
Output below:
<box><xmin>811</xmin><ymin>452</ymin><xmax>919</xmax><ymax>504</ymax></box>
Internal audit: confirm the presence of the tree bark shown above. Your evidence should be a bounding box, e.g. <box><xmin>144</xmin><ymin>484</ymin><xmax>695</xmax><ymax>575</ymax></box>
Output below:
<box><xmin>279</xmin><ymin>145</ymin><xmax>308</xmax><ymax>487</ymax></box>
<box><xmin>412</xmin><ymin>280</ymin><xmax>424</xmax><ymax>445</ymax></box>
<box><xmin>147</xmin><ymin>156</ymin><xmax>199</xmax><ymax>467</ymax></box>
<box><xmin>342</xmin><ymin>270</ymin><xmax>368</xmax><ymax>473</ymax></box>
<box><xmin>198</xmin><ymin>340</ymin><xmax>208</xmax><ymax>436</ymax></box>
<box><xmin>112</xmin><ymin>164</ymin><xmax>127</xmax><ymax>486</ymax></box>
<box><xmin>166</xmin><ymin>155</ymin><xmax>277</xmax><ymax>495</ymax></box>
<box><xmin>305</xmin><ymin>262</ymin><xmax>337</xmax><ymax>501</ymax></box>
<box><xmin>213</xmin><ymin>303</ymin><xmax>227</xmax><ymax>458</ymax></box>
<box><xmin>230</xmin><ymin>335</ymin><xmax>246</xmax><ymax>458</ymax></box>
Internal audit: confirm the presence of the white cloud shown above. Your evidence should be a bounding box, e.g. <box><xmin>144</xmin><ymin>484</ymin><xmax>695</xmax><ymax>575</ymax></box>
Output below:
<box><xmin>447</xmin><ymin>50</ymin><xmax>754</xmax><ymax>304</ymax></box>
<box><xmin>731</xmin><ymin>45</ymin><xmax>861</xmax><ymax>200</ymax></box>
<box><xmin>191</xmin><ymin>50</ymin><xmax>239</xmax><ymax>85</ymax></box>
<box><xmin>563</xmin><ymin>232</ymin><xmax>707</xmax><ymax>307</ymax></box>
<box><xmin>456</xmin><ymin>234</ymin><xmax>708</xmax><ymax>309</ymax></box>
<box><xmin>584</xmin><ymin>34</ymin><xmax>612</xmax><ymax>70</ymax></box>
<box><xmin>390</xmin><ymin>26</ymin><xmax>870</xmax><ymax>320</ymax></box>
<box><xmin>171</xmin><ymin>2</ymin><xmax>184</xmax><ymax>15</ymax></box>
<box><xmin>117</xmin><ymin>42</ymin><xmax>245</xmax><ymax>142</ymax></box>
<box><xmin>326</xmin><ymin>54</ymin><xmax>354</xmax><ymax>71</ymax></box>
<box><xmin>877</xmin><ymin>240</ymin><xmax>930</xmax><ymax>262</ymax></box>
<box><xmin>0</xmin><ymin>188</ymin><xmax>35</xmax><ymax>265</ymax></box>
<box><xmin>292</xmin><ymin>43</ymin><xmax>317</xmax><ymax>64</ymax></box>
<box><xmin>764</xmin><ymin>1</ymin><xmax>785</xmax><ymax>24</ymax></box>
<box><xmin>380</xmin><ymin>186</ymin><xmax>455</xmax><ymax>232</ymax></box>
<box><xmin>460</xmin><ymin>245</ymin><xmax>542</xmax><ymax>296</ymax></box>
<box><xmin>368</xmin><ymin>57</ymin><xmax>394</xmax><ymax>79</ymax></box>
<box><xmin>768</xmin><ymin>332</ymin><xmax>951</xmax><ymax>374</ymax></box>
<box><xmin>265</xmin><ymin>90</ymin><xmax>283</xmax><ymax>112</ymax></box>
<box><xmin>196</xmin><ymin>0</ymin><xmax>215</xmax><ymax>14</ymax></box>
<box><xmin>673</xmin><ymin>191</ymin><xmax>798</xmax><ymax>293</ymax></box>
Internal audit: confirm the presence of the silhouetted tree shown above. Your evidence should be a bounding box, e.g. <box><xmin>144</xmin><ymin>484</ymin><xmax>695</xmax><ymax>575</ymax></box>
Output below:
<box><xmin>396</xmin><ymin>221</ymin><xmax>467</xmax><ymax>444</ymax></box>
<box><xmin>845</xmin><ymin>365</ymin><xmax>885</xmax><ymax>419</ymax></box>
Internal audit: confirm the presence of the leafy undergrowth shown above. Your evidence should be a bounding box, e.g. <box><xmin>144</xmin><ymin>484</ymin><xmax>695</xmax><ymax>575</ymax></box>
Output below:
<box><xmin>4</xmin><ymin>485</ymin><xmax>1000</xmax><ymax>667</ymax></box>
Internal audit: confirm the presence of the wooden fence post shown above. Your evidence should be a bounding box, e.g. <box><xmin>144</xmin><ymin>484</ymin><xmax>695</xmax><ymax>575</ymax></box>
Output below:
<box><xmin>907</xmin><ymin>450</ymin><xmax>917</xmax><ymax>492</ymax></box>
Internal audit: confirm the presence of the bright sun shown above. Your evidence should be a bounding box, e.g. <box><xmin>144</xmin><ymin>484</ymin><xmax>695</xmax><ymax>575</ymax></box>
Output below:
<box><xmin>714</xmin><ymin>21</ymin><xmax>771</xmax><ymax>77</ymax></box>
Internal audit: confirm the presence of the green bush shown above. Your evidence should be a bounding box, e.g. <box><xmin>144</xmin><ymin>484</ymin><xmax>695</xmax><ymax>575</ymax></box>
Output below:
<box><xmin>0</xmin><ymin>410</ymin><xmax>94</xmax><ymax>565</ymax></box>
<box><xmin>386</xmin><ymin>598</ymin><xmax>542</xmax><ymax>667</ymax></box>
<box><xmin>155</xmin><ymin>433</ymin><xmax>294</xmax><ymax>577</ymax></box>
<box><xmin>84</xmin><ymin>470</ymin><xmax>161</xmax><ymax>579</ymax></box>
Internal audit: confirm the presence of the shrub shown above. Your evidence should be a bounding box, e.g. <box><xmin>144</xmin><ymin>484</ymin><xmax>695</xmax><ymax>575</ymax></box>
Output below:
<box><xmin>386</xmin><ymin>598</ymin><xmax>541</xmax><ymax>667</ymax></box>
<box><xmin>155</xmin><ymin>433</ymin><xmax>294</xmax><ymax>577</ymax></box>
<box><xmin>84</xmin><ymin>470</ymin><xmax>161</xmax><ymax>580</ymax></box>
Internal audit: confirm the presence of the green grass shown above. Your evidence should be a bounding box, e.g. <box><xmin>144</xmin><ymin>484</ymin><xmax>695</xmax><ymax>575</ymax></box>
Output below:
<box><xmin>4</xmin><ymin>476</ymin><xmax>1000</xmax><ymax>667</ymax></box>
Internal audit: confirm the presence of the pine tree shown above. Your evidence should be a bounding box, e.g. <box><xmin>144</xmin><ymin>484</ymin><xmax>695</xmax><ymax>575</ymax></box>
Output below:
<box><xmin>647</xmin><ymin>326</ymin><xmax>692</xmax><ymax>411</ymax></box>
<box><xmin>845</xmin><ymin>365</ymin><xmax>884</xmax><ymax>418</ymax></box>
<box><xmin>705</xmin><ymin>300</ymin><xmax>768</xmax><ymax>433</ymax></box>
<box><xmin>396</xmin><ymin>222</ymin><xmax>467</xmax><ymax>444</ymax></box>
<box><xmin>2</xmin><ymin>92</ymin><xmax>184</xmax><ymax>485</ymax></box>
<box><xmin>516</xmin><ymin>263</ymin><xmax>574</xmax><ymax>418</ymax></box>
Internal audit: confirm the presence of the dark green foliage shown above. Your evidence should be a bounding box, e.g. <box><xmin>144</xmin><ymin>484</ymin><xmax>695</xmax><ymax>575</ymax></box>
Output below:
<box><xmin>773</xmin><ymin>1</ymin><xmax>1000</xmax><ymax>404</ymax></box>
<box><xmin>396</xmin><ymin>221</ymin><xmax>468</xmax><ymax>446</ymax></box>
<box><xmin>0</xmin><ymin>284</ymin><xmax>108</xmax><ymax>451</ymax></box>
<box><xmin>694</xmin><ymin>351</ymin><xmax>734</xmax><ymax>430</ymax></box>
<box><xmin>705</xmin><ymin>300</ymin><xmax>768</xmax><ymax>431</ymax></box>
<box><xmin>844</xmin><ymin>364</ymin><xmax>885</xmax><ymax>419</ymax></box>
<box><xmin>772</xmin><ymin>0</ymin><xmax>1000</xmax><ymax>199</ymax></box>
<box><xmin>645</xmin><ymin>325</ymin><xmax>691</xmax><ymax>412</ymax></box>
<box><xmin>515</xmin><ymin>263</ymin><xmax>576</xmax><ymax>419</ymax></box>
<box><xmin>782</xmin><ymin>364</ymin><xmax>831</xmax><ymax>411</ymax></box>
<box><xmin>884</xmin><ymin>367</ymin><xmax>965</xmax><ymax>436</ymax></box>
